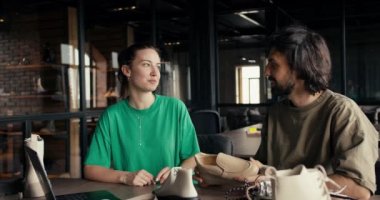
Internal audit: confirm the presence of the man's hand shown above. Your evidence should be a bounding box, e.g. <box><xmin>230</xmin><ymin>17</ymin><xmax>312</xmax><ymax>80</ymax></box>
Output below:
<box><xmin>234</xmin><ymin>158</ymin><xmax>266</xmax><ymax>184</ymax></box>
<box><xmin>119</xmin><ymin>170</ymin><xmax>154</xmax><ymax>186</ymax></box>
<box><xmin>193</xmin><ymin>169</ymin><xmax>209</xmax><ymax>187</ymax></box>
<box><xmin>249</xmin><ymin>157</ymin><xmax>264</xmax><ymax>169</ymax></box>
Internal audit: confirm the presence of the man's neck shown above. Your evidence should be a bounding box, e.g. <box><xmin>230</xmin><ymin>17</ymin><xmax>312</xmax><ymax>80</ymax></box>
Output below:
<box><xmin>288</xmin><ymin>84</ymin><xmax>323</xmax><ymax>108</ymax></box>
<box><xmin>128</xmin><ymin>91</ymin><xmax>155</xmax><ymax>110</ymax></box>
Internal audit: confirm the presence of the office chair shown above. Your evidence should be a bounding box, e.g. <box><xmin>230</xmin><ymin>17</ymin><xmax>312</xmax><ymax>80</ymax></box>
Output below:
<box><xmin>190</xmin><ymin>110</ymin><xmax>221</xmax><ymax>135</ymax></box>
<box><xmin>197</xmin><ymin>134</ymin><xmax>233</xmax><ymax>155</ymax></box>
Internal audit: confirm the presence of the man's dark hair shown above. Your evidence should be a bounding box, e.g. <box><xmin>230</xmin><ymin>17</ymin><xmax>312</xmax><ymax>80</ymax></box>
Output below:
<box><xmin>117</xmin><ymin>43</ymin><xmax>160</xmax><ymax>98</ymax></box>
<box><xmin>268</xmin><ymin>25</ymin><xmax>331</xmax><ymax>94</ymax></box>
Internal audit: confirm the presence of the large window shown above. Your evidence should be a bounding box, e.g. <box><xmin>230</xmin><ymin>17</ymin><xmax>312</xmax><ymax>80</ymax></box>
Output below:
<box><xmin>235</xmin><ymin>66</ymin><xmax>261</xmax><ymax>104</ymax></box>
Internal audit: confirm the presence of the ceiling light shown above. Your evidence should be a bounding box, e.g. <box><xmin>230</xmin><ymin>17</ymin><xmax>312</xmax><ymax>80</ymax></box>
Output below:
<box><xmin>110</xmin><ymin>6</ymin><xmax>136</xmax><ymax>12</ymax></box>
<box><xmin>237</xmin><ymin>13</ymin><xmax>263</xmax><ymax>27</ymax></box>
<box><xmin>0</xmin><ymin>18</ymin><xmax>4</xmax><ymax>23</ymax></box>
<box><xmin>235</xmin><ymin>10</ymin><xmax>260</xmax><ymax>15</ymax></box>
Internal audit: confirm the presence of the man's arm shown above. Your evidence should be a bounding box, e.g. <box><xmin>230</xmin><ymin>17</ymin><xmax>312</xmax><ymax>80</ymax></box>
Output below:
<box><xmin>328</xmin><ymin>174</ymin><xmax>371</xmax><ymax>200</ymax></box>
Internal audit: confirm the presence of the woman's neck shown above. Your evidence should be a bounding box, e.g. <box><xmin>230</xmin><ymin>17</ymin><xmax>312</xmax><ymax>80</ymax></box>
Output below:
<box><xmin>128</xmin><ymin>91</ymin><xmax>155</xmax><ymax>110</ymax></box>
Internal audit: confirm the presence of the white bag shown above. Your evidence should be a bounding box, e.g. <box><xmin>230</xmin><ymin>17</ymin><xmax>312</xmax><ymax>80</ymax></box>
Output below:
<box><xmin>24</xmin><ymin>134</ymin><xmax>45</xmax><ymax>198</ymax></box>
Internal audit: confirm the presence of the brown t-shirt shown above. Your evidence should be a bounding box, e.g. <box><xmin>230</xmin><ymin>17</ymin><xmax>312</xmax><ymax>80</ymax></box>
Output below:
<box><xmin>256</xmin><ymin>89</ymin><xmax>378</xmax><ymax>193</ymax></box>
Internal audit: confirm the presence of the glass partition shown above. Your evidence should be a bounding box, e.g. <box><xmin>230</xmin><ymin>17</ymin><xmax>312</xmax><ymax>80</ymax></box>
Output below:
<box><xmin>0</xmin><ymin>1</ymin><xmax>79</xmax><ymax>117</ymax></box>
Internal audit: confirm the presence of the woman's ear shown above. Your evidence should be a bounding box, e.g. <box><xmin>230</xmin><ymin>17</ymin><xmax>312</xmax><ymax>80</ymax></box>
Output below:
<box><xmin>121</xmin><ymin>65</ymin><xmax>131</xmax><ymax>78</ymax></box>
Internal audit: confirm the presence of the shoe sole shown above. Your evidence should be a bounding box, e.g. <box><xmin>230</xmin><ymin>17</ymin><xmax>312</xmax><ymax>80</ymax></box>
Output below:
<box><xmin>156</xmin><ymin>196</ymin><xmax>200</xmax><ymax>200</ymax></box>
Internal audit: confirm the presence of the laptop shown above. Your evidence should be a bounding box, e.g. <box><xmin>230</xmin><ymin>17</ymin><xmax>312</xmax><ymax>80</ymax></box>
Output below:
<box><xmin>25</xmin><ymin>145</ymin><xmax>120</xmax><ymax>200</ymax></box>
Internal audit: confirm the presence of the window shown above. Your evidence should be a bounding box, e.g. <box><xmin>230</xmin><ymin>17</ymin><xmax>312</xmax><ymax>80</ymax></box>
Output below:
<box><xmin>235</xmin><ymin>65</ymin><xmax>261</xmax><ymax>104</ymax></box>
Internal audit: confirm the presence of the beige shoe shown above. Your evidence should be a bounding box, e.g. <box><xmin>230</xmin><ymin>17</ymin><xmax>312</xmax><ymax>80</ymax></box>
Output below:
<box><xmin>154</xmin><ymin>167</ymin><xmax>199</xmax><ymax>200</ymax></box>
<box><xmin>195</xmin><ymin>152</ymin><xmax>259</xmax><ymax>185</ymax></box>
<box><xmin>265</xmin><ymin>165</ymin><xmax>346</xmax><ymax>200</ymax></box>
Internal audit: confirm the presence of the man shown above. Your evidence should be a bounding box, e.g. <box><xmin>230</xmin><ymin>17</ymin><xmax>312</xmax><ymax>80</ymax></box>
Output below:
<box><xmin>252</xmin><ymin>25</ymin><xmax>378</xmax><ymax>199</ymax></box>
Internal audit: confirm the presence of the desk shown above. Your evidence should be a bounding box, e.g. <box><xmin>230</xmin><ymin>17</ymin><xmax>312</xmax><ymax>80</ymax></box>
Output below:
<box><xmin>221</xmin><ymin>124</ymin><xmax>261</xmax><ymax>158</ymax></box>
<box><xmin>22</xmin><ymin>178</ymin><xmax>225</xmax><ymax>200</ymax></box>
<box><xmin>20</xmin><ymin>178</ymin><xmax>380</xmax><ymax>200</ymax></box>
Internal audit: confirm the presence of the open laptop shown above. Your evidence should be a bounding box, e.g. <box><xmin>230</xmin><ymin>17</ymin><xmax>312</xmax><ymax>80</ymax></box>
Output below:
<box><xmin>25</xmin><ymin>145</ymin><xmax>120</xmax><ymax>200</ymax></box>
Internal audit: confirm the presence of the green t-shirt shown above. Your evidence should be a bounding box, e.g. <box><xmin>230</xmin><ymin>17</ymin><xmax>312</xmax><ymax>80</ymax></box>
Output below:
<box><xmin>256</xmin><ymin>89</ymin><xmax>378</xmax><ymax>193</ymax></box>
<box><xmin>85</xmin><ymin>95</ymin><xmax>200</xmax><ymax>176</ymax></box>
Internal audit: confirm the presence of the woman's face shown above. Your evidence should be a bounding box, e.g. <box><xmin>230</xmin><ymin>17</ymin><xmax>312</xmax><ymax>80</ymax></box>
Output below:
<box><xmin>123</xmin><ymin>48</ymin><xmax>161</xmax><ymax>93</ymax></box>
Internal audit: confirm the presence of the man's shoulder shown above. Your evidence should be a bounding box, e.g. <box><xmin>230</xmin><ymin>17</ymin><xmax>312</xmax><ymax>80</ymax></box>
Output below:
<box><xmin>324</xmin><ymin>90</ymin><xmax>358</xmax><ymax>109</ymax></box>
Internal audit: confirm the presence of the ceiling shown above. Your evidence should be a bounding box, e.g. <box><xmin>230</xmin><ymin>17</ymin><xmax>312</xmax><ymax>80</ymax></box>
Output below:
<box><xmin>3</xmin><ymin>0</ymin><xmax>380</xmax><ymax>46</ymax></box>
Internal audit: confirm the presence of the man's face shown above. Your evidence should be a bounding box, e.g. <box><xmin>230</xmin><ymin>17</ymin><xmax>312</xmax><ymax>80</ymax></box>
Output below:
<box><xmin>264</xmin><ymin>50</ymin><xmax>296</xmax><ymax>96</ymax></box>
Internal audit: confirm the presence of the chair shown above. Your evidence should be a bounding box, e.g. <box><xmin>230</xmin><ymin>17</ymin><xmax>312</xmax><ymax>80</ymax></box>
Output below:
<box><xmin>197</xmin><ymin>134</ymin><xmax>233</xmax><ymax>155</ymax></box>
<box><xmin>190</xmin><ymin>110</ymin><xmax>221</xmax><ymax>134</ymax></box>
<box><xmin>376</xmin><ymin>161</ymin><xmax>380</xmax><ymax>194</ymax></box>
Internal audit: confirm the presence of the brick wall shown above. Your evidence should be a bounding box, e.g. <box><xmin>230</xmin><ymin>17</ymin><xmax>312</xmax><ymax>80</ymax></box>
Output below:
<box><xmin>0</xmin><ymin>10</ymin><xmax>67</xmax><ymax>117</ymax></box>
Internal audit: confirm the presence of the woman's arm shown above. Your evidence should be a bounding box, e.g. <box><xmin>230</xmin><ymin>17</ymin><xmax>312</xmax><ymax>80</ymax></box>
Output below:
<box><xmin>84</xmin><ymin>165</ymin><xmax>154</xmax><ymax>187</ymax></box>
<box><xmin>180</xmin><ymin>156</ymin><xmax>196</xmax><ymax>169</ymax></box>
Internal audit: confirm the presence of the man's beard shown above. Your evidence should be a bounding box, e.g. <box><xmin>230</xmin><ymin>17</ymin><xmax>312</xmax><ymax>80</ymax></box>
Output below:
<box><xmin>269</xmin><ymin>76</ymin><xmax>295</xmax><ymax>97</ymax></box>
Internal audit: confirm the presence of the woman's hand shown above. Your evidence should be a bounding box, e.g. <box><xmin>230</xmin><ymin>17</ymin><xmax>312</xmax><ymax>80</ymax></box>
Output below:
<box><xmin>120</xmin><ymin>170</ymin><xmax>154</xmax><ymax>186</ymax></box>
<box><xmin>155</xmin><ymin>167</ymin><xmax>171</xmax><ymax>184</ymax></box>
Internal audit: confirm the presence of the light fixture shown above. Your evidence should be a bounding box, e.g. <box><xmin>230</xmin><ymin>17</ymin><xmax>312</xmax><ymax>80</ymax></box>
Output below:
<box><xmin>237</xmin><ymin>13</ymin><xmax>263</xmax><ymax>27</ymax></box>
<box><xmin>164</xmin><ymin>41</ymin><xmax>181</xmax><ymax>46</ymax></box>
<box><xmin>234</xmin><ymin>9</ymin><xmax>263</xmax><ymax>28</ymax></box>
<box><xmin>0</xmin><ymin>18</ymin><xmax>4</xmax><ymax>23</ymax></box>
<box><xmin>110</xmin><ymin>6</ymin><xmax>136</xmax><ymax>12</ymax></box>
<box><xmin>235</xmin><ymin>10</ymin><xmax>260</xmax><ymax>15</ymax></box>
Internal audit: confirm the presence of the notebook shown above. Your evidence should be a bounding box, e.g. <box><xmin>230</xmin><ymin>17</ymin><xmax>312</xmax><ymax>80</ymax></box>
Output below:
<box><xmin>25</xmin><ymin>145</ymin><xmax>120</xmax><ymax>200</ymax></box>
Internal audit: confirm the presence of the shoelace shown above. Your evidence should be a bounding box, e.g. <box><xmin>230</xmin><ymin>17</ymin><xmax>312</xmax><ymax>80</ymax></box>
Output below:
<box><xmin>314</xmin><ymin>165</ymin><xmax>355</xmax><ymax>199</ymax></box>
<box><xmin>224</xmin><ymin>180</ymin><xmax>252</xmax><ymax>200</ymax></box>
<box><xmin>245</xmin><ymin>180</ymin><xmax>272</xmax><ymax>200</ymax></box>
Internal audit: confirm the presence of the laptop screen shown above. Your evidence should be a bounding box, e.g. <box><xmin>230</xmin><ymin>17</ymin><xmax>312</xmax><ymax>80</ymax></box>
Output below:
<box><xmin>25</xmin><ymin>146</ymin><xmax>56</xmax><ymax>200</ymax></box>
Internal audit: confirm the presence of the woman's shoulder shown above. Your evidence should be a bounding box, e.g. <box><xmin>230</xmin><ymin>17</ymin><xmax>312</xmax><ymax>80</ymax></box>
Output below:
<box><xmin>157</xmin><ymin>95</ymin><xmax>183</xmax><ymax>104</ymax></box>
<box><xmin>103</xmin><ymin>100</ymin><xmax>128</xmax><ymax>114</ymax></box>
<box><xmin>156</xmin><ymin>95</ymin><xmax>187</xmax><ymax>108</ymax></box>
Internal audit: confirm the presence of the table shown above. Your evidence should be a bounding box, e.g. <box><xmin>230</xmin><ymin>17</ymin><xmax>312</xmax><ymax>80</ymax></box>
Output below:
<box><xmin>221</xmin><ymin>124</ymin><xmax>261</xmax><ymax>158</ymax></box>
<box><xmin>22</xmin><ymin>178</ymin><xmax>226</xmax><ymax>200</ymax></box>
<box><xmin>19</xmin><ymin>178</ymin><xmax>380</xmax><ymax>200</ymax></box>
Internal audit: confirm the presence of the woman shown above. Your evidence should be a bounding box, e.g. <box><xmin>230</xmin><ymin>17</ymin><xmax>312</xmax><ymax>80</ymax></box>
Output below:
<box><xmin>84</xmin><ymin>44</ymin><xmax>200</xmax><ymax>187</ymax></box>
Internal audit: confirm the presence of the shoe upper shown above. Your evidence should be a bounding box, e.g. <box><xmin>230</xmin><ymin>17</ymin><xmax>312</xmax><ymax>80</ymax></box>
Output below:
<box><xmin>263</xmin><ymin>165</ymin><xmax>345</xmax><ymax>200</ymax></box>
<box><xmin>195</xmin><ymin>153</ymin><xmax>259</xmax><ymax>185</ymax></box>
<box><xmin>154</xmin><ymin>167</ymin><xmax>198</xmax><ymax>198</ymax></box>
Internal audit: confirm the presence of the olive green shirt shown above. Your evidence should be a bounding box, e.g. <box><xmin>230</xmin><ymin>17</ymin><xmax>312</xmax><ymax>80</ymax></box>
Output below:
<box><xmin>256</xmin><ymin>89</ymin><xmax>378</xmax><ymax>193</ymax></box>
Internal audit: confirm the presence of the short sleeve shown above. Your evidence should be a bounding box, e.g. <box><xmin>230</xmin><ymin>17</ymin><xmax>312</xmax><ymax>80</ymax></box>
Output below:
<box><xmin>254</xmin><ymin>115</ymin><xmax>268</xmax><ymax>164</ymax></box>
<box><xmin>84</xmin><ymin>110</ymin><xmax>112</xmax><ymax>168</ymax></box>
<box><xmin>178</xmin><ymin>101</ymin><xmax>200</xmax><ymax>161</ymax></box>
<box><xmin>331</xmin><ymin>101</ymin><xmax>378</xmax><ymax>193</ymax></box>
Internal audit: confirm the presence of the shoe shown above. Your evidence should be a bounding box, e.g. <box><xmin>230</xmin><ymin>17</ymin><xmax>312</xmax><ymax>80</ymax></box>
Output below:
<box><xmin>195</xmin><ymin>152</ymin><xmax>259</xmax><ymax>185</ymax></box>
<box><xmin>154</xmin><ymin>167</ymin><xmax>199</xmax><ymax>200</ymax></box>
<box><xmin>263</xmin><ymin>165</ymin><xmax>346</xmax><ymax>200</ymax></box>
